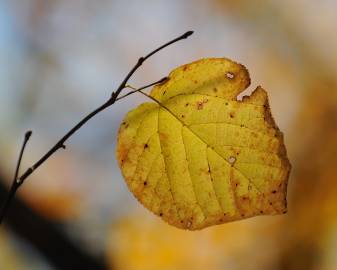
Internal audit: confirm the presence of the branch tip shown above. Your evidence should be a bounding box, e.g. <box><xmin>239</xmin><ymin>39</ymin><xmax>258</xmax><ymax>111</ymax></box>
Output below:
<box><xmin>0</xmin><ymin>131</ymin><xmax>32</xmax><ymax>223</ymax></box>
<box><xmin>25</xmin><ymin>130</ymin><xmax>33</xmax><ymax>140</ymax></box>
<box><xmin>183</xmin><ymin>31</ymin><xmax>194</xmax><ymax>38</ymax></box>
<box><xmin>159</xmin><ymin>77</ymin><xmax>169</xmax><ymax>83</ymax></box>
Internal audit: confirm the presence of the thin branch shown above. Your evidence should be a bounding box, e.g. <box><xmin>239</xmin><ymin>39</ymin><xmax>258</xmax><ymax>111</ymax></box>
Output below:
<box><xmin>0</xmin><ymin>131</ymin><xmax>32</xmax><ymax>223</ymax></box>
<box><xmin>137</xmin><ymin>90</ymin><xmax>179</xmax><ymax>119</ymax></box>
<box><xmin>111</xmin><ymin>30</ymin><xmax>193</xmax><ymax>99</ymax></box>
<box><xmin>137</xmin><ymin>90</ymin><xmax>168</xmax><ymax>107</ymax></box>
<box><xmin>116</xmin><ymin>77</ymin><xmax>168</xmax><ymax>101</ymax></box>
<box><xmin>0</xmin><ymin>31</ymin><xmax>193</xmax><ymax>224</ymax></box>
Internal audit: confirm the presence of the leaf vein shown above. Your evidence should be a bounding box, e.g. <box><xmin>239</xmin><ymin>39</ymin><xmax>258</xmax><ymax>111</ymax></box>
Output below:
<box><xmin>181</xmin><ymin>127</ymin><xmax>207</xmax><ymax>221</ymax></box>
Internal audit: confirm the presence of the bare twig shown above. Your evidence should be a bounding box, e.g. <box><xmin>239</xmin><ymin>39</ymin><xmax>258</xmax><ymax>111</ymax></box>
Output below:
<box><xmin>136</xmin><ymin>90</ymin><xmax>182</xmax><ymax>124</ymax></box>
<box><xmin>136</xmin><ymin>90</ymin><xmax>173</xmax><ymax>111</ymax></box>
<box><xmin>0</xmin><ymin>131</ymin><xmax>32</xmax><ymax>222</ymax></box>
<box><xmin>117</xmin><ymin>77</ymin><xmax>168</xmax><ymax>101</ymax></box>
<box><xmin>0</xmin><ymin>31</ymin><xmax>193</xmax><ymax>224</ymax></box>
<box><xmin>111</xmin><ymin>30</ymin><xmax>193</xmax><ymax>100</ymax></box>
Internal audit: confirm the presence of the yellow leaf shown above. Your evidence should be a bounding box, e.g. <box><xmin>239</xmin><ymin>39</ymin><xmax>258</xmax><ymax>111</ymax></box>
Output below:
<box><xmin>117</xmin><ymin>58</ymin><xmax>291</xmax><ymax>230</ymax></box>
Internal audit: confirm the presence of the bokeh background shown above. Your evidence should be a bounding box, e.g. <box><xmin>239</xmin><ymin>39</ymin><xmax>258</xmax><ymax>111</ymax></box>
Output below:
<box><xmin>1</xmin><ymin>0</ymin><xmax>337</xmax><ymax>269</ymax></box>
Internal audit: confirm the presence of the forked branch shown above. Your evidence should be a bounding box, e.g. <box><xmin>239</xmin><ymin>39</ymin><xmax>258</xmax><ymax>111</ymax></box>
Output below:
<box><xmin>0</xmin><ymin>31</ymin><xmax>193</xmax><ymax>224</ymax></box>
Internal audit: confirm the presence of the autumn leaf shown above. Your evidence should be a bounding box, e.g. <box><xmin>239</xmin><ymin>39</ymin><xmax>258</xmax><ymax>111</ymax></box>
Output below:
<box><xmin>117</xmin><ymin>58</ymin><xmax>291</xmax><ymax>230</ymax></box>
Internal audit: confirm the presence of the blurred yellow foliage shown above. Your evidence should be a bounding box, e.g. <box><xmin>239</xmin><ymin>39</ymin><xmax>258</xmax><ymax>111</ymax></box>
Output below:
<box><xmin>107</xmin><ymin>211</ymin><xmax>285</xmax><ymax>270</ymax></box>
<box><xmin>21</xmin><ymin>190</ymin><xmax>80</xmax><ymax>220</ymax></box>
<box><xmin>0</xmin><ymin>230</ymin><xmax>25</xmax><ymax>270</ymax></box>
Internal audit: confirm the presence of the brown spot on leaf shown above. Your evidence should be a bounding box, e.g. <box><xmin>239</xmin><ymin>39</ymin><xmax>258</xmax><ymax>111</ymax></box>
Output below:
<box><xmin>159</xmin><ymin>132</ymin><xmax>168</xmax><ymax>141</ymax></box>
<box><xmin>118</xmin><ymin>144</ymin><xmax>128</xmax><ymax>165</ymax></box>
<box><xmin>196</xmin><ymin>99</ymin><xmax>208</xmax><ymax>110</ymax></box>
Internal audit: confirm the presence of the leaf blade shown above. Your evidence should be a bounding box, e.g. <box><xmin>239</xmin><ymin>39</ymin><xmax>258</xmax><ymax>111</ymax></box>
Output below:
<box><xmin>117</xmin><ymin>58</ymin><xmax>291</xmax><ymax>230</ymax></box>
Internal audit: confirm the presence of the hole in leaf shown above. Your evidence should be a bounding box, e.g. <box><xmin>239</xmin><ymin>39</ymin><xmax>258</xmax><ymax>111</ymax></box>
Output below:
<box><xmin>226</xmin><ymin>72</ymin><xmax>235</xmax><ymax>79</ymax></box>
<box><xmin>228</xmin><ymin>156</ymin><xmax>236</xmax><ymax>165</ymax></box>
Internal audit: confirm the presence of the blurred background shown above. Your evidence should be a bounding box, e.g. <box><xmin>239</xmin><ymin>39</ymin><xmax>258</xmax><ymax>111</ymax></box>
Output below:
<box><xmin>1</xmin><ymin>0</ymin><xmax>337</xmax><ymax>269</ymax></box>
